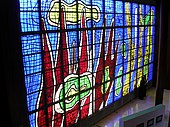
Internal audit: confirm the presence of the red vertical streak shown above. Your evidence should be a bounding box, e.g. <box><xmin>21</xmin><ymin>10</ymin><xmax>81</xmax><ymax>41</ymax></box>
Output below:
<box><xmin>79</xmin><ymin>12</ymin><xmax>88</xmax><ymax>74</ymax></box>
<box><xmin>37</xmin><ymin>18</ymin><xmax>54</xmax><ymax>127</ymax></box>
<box><xmin>76</xmin><ymin>12</ymin><xmax>90</xmax><ymax>120</ymax></box>
<box><xmin>106</xmin><ymin>21</ymin><xmax>114</xmax><ymax>66</ymax></box>
<box><xmin>53</xmin><ymin>7</ymin><xmax>68</xmax><ymax>127</ymax></box>
<box><xmin>65</xmin><ymin>104</ymin><xmax>79</xmax><ymax>126</ymax></box>
<box><xmin>81</xmin><ymin>96</ymin><xmax>90</xmax><ymax>119</ymax></box>
<box><xmin>95</xmin><ymin>17</ymin><xmax>106</xmax><ymax>111</ymax></box>
<box><xmin>55</xmin><ymin>7</ymin><xmax>69</xmax><ymax>85</ymax></box>
<box><xmin>53</xmin><ymin>112</ymin><xmax>63</xmax><ymax>127</ymax></box>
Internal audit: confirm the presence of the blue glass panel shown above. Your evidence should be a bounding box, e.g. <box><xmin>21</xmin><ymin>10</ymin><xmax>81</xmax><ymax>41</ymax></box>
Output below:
<box><xmin>115</xmin><ymin>65</ymin><xmax>123</xmax><ymax>77</ymax></box>
<box><xmin>115</xmin><ymin>1</ymin><xmax>123</xmax><ymax>13</ymax></box>
<box><xmin>20</xmin><ymin>12</ymin><xmax>40</xmax><ymax>32</ymax></box>
<box><xmin>151</xmin><ymin>44</ymin><xmax>155</xmax><ymax>54</ymax></box>
<box><xmin>131</xmin><ymin>58</ymin><xmax>138</xmax><ymax>70</ymax></box>
<box><xmin>123</xmin><ymin>50</ymin><xmax>130</xmax><ymax>63</ymax></box>
<box><xmin>105</xmin><ymin>0</ymin><xmax>114</xmax><ymax>13</ymax></box>
<box><xmin>132</xmin><ymin>27</ymin><xmax>138</xmax><ymax>49</ymax></box>
<box><xmin>151</xmin><ymin>6</ymin><xmax>156</xmax><ymax>15</ymax></box>
<box><xmin>132</xmin><ymin>3</ymin><xmax>138</xmax><ymax>14</ymax></box>
<box><xmin>116</xmin><ymin>53</ymin><xmax>123</xmax><ymax>65</ymax></box>
<box><xmin>124</xmin><ymin>28</ymin><xmax>129</xmax><ymax>40</ymax></box>
<box><xmin>150</xmin><ymin>53</ymin><xmax>154</xmax><ymax>63</ymax></box>
<box><xmin>152</xmin><ymin>26</ymin><xmax>156</xmax><ymax>36</ymax></box>
<box><xmin>21</xmin><ymin>35</ymin><xmax>41</xmax><ymax>55</ymax></box>
<box><xmin>148</xmin><ymin>71</ymin><xmax>153</xmax><ymax>81</ymax></box>
<box><xmin>115</xmin><ymin>14</ymin><xmax>123</xmax><ymax>26</ymax></box>
<box><xmin>145</xmin><ymin>5</ymin><xmax>150</xmax><ymax>15</ymax></box>
<box><xmin>148</xmin><ymin>63</ymin><xmax>153</xmax><ymax>81</ymax></box>
<box><xmin>132</xmin><ymin>3</ymin><xmax>138</xmax><ymax>26</ymax></box>
<box><xmin>123</xmin><ymin>39</ymin><xmax>130</xmax><ymax>51</ymax></box>
<box><xmin>27</xmin><ymin>92</ymin><xmax>40</xmax><ymax>111</ymax></box>
<box><xmin>29</xmin><ymin>114</ymin><xmax>36</xmax><ymax>127</ymax></box>
<box><xmin>19</xmin><ymin>0</ymin><xmax>38</xmax><ymax>11</ymax></box>
<box><xmin>107</xmin><ymin>91</ymin><xmax>114</xmax><ymax>105</ymax></box>
<box><xmin>133</xmin><ymin>49</ymin><xmax>138</xmax><ymax>59</ymax></box>
<box><xmin>106</xmin><ymin>14</ymin><xmax>115</xmax><ymax>27</ymax></box>
<box><xmin>130</xmin><ymin>70</ymin><xmax>136</xmax><ymax>92</ymax></box>
<box><xmin>144</xmin><ymin>28</ymin><xmax>149</xmax><ymax>46</ymax></box>
<box><xmin>123</xmin><ymin>61</ymin><xmax>130</xmax><ymax>74</ymax></box>
<box><xmin>115</xmin><ymin>28</ymin><xmax>123</xmax><ymax>51</ymax></box>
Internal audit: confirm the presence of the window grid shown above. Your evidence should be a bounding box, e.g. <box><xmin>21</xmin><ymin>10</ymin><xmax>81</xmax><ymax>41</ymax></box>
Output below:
<box><xmin>19</xmin><ymin>0</ymin><xmax>157</xmax><ymax>126</ymax></box>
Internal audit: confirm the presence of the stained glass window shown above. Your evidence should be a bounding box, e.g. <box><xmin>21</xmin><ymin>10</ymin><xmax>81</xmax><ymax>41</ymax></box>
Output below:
<box><xmin>19</xmin><ymin>0</ymin><xmax>156</xmax><ymax>126</ymax></box>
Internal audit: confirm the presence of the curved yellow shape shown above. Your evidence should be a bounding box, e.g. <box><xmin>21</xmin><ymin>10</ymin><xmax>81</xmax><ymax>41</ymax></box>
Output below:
<box><xmin>47</xmin><ymin>0</ymin><xmax>100</xmax><ymax>26</ymax></box>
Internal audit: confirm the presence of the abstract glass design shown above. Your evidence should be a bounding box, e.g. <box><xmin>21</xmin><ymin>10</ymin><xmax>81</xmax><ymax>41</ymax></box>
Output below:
<box><xmin>19</xmin><ymin>0</ymin><xmax>156</xmax><ymax>126</ymax></box>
